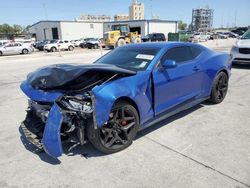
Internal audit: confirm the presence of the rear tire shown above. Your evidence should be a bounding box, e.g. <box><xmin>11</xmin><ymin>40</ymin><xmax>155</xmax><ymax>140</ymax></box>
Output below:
<box><xmin>87</xmin><ymin>101</ymin><xmax>139</xmax><ymax>154</ymax></box>
<box><xmin>209</xmin><ymin>72</ymin><xmax>228</xmax><ymax>104</ymax></box>
<box><xmin>51</xmin><ymin>47</ymin><xmax>56</xmax><ymax>52</ymax></box>
<box><xmin>68</xmin><ymin>45</ymin><xmax>74</xmax><ymax>51</ymax></box>
<box><xmin>22</xmin><ymin>49</ymin><xmax>28</xmax><ymax>54</ymax></box>
<box><xmin>0</xmin><ymin>51</ymin><xmax>2</xmax><ymax>56</ymax></box>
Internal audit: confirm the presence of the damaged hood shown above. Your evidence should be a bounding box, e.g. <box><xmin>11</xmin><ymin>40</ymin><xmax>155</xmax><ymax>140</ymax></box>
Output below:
<box><xmin>26</xmin><ymin>63</ymin><xmax>136</xmax><ymax>90</ymax></box>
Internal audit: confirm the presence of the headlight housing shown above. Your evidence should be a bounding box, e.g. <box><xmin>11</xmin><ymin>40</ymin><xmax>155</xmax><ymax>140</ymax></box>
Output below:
<box><xmin>231</xmin><ymin>45</ymin><xmax>238</xmax><ymax>52</ymax></box>
<box><xmin>58</xmin><ymin>95</ymin><xmax>94</xmax><ymax>114</ymax></box>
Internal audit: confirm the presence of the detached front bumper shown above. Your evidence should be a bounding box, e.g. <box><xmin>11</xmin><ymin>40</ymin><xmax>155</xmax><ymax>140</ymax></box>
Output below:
<box><xmin>20</xmin><ymin>101</ymin><xmax>64</xmax><ymax>158</ymax></box>
<box><xmin>20</xmin><ymin>81</ymin><xmax>94</xmax><ymax>158</ymax></box>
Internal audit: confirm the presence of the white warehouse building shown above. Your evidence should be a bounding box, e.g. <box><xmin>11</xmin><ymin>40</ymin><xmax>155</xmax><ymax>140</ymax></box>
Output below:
<box><xmin>103</xmin><ymin>20</ymin><xmax>178</xmax><ymax>38</ymax></box>
<box><xmin>28</xmin><ymin>20</ymin><xmax>104</xmax><ymax>41</ymax></box>
<box><xmin>28</xmin><ymin>19</ymin><xmax>178</xmax><ymax>41</ymax></box>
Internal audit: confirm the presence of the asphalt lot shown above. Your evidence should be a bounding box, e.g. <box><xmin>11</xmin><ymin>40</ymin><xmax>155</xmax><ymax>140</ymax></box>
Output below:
<box><xmin>0</xmin><ymin>39</ymin><xmax>249</xmax><ymax>188</ymax></box>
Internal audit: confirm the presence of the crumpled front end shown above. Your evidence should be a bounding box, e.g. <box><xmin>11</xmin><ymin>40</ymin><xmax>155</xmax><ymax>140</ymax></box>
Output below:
<box><xmin>20</xmin><ymin>64</ymin><xmax>136</xmax><ymax>158</ymax></box>
<box><xmin>20</xmin><ymin>81</ymin><xmax>96</xmax><ymax>158</ymax></box>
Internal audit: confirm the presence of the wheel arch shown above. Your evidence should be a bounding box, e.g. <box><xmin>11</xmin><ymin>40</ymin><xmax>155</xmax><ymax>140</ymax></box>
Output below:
<box><xmin>114</xmin><ymin>96</ymin><xmax>140</xmax><ymax>123</ymax></box>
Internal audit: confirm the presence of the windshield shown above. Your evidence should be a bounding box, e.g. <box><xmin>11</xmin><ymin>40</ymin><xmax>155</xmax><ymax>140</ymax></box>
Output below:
<box><xmin>95</xmin><ymin>47</ymin><xmax>160</xmax><ymax>71</ymax></box>
<box><xmin>241</xmin><ymin>30</ymin><xmax>250</xmax><ymax>39</ymax></box>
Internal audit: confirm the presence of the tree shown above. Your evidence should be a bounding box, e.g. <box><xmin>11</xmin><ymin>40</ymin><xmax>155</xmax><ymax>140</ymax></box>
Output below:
<box><xmin>178</xmin><ymin>21</ymin><xmax>187</xmax><ymax>31</ymax></box>
<box><xmin>0</xmin><ymin>24</ymin><xmax>24</xmax><ymax>34</ymax></box>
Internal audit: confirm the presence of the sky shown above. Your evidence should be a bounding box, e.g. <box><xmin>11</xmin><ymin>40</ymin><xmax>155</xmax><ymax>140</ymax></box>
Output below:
<box><xmin>0</xmin><ymin>0</ymin><xmax>249</xmax><ymax>28</ymax></box>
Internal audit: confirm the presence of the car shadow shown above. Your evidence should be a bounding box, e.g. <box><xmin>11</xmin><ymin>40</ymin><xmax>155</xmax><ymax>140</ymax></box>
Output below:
<box><xmin>137</xmin><ymin>104</ymin><xmax>204</xmax><ymax>139</ymax></box>
<box><xmin>19</xmin><ymin>103</ymin><xmax>206</xmax><ymax>164</ymax></box>
<box><xmin>19</xmin><ymin>126</ymin><xmax>61</xmax><ymax>165</ymax></box>
<box><xmin>232</xmin><ymin>64</ymin><xmax>250</xmax><ymax>69</ymax></box>
<box><xmin>18</xmin><ymin>124</ymin><xmax>104</xmax><ymax>163</ymax></box>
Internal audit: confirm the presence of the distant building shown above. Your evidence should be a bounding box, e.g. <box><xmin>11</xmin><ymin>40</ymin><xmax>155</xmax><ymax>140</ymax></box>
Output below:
<box><xmin>191</xmin><ymin>7</ymin><xmax>214</xmax><ymax>32</ymax></box>
<box><xmin>75</xmin><ymin>14</ymin><xmax>111</xmax><ymax>22</ymax></box>
<box><xmin>114</xmin><ymin>14</ymin><xmax>129</xmax><ymax>21</ymax></box>
<box><xmin>129</xmin><ymin>0</ymin><xmax>144</xmax><ymax>20</ymax></box>
<box><xmin>28</xmin><ymin>21</ymin><xmax>103</xmax><ymax>41</ymax></box>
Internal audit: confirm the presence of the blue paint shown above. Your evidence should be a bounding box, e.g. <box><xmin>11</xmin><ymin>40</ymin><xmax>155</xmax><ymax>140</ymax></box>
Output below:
<box><xmin>42</xmin><ymin>103</ymin><xmax>63</xmax><ymax>158</ymax></box>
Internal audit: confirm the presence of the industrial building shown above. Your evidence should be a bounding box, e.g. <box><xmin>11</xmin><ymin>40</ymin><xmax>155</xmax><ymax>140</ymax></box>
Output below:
<box><xmin>28</xmin><ymin>19</ymin><xmax>178</xmax><ymax>41</ymax></box>
<box><xmin>104</xmin><ymin>20</ymin><xmax>178</xmax><ymax>38</ymax></box>
<box><xmin>191</xmin><ymin>7</ymin><xmax>214</xmax><ymax>32</ymax></box>
<box><xmin>28</xmin><ymin>21</ymin><xmax>104</xmax><ymax>41</ymax></box>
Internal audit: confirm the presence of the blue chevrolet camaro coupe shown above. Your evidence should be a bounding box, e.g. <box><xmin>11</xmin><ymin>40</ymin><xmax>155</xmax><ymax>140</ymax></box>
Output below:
<box><xmin>20</xmin><ymin>42</ymin><xmax>231</xmax><ymax>158</ymax></box>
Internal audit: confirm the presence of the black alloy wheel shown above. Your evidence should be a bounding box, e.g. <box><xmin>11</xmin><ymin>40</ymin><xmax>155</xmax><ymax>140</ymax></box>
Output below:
<box><xmin>87</xmin><ymin>101</ymin><xmax>139</xmax><ymax>154</ymax></box>
<box><xmin>209</xmin><ymin>72</ymin><xmax>228</xmax><ymax>104</ymax></box>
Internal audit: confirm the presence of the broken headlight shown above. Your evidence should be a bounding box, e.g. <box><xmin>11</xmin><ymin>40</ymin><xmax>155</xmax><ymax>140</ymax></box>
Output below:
<box><xmin>58</xmin><ymin>95</ymin><xmax>94</xmax><ymax>114</ymax></box>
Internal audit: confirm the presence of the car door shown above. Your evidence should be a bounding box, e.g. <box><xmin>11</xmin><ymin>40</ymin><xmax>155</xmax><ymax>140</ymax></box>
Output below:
<box><xmin>3</xmin><ymin>43</ymin><xmax>15</xmax><ymax>55</ymax></box>
<box><xmin>13</xmin><ymin>43</ymin><xmax>23</xmax><ymax>53</ymax></box>
<box><xmin>152</xmin><ymin>46</ymin><xmax>204</xmax><ymax>115</ymax></box>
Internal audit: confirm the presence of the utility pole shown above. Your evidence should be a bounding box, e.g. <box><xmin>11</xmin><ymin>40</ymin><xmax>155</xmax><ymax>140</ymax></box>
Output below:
<box><xmin>43</xmin><ymin>3</ymin><xmax>48</xmax><ymax>20</ymax></box>
<box><xmin>234</xmin><ymin>10</ymin><xmax>237</xmax><ymax>28</ymax></box>
<box><xmin>150</xmin><ymin>0</ymin><xmax>153</xmax><ymax>19</ymax></box>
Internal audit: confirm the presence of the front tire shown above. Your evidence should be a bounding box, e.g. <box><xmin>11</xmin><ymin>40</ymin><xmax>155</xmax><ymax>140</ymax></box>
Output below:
<box><xmin>22</xmin><ymin>49</ymin><xmax>28</xmax><ymax>54</ymax></box>
<box><xmin>0</xmin><ymin>51</ymin><xmax>2</xmax><ymax>56</ymax></box>
<box><xmin>209</xmin><ymin>72</ymin><xmax>228</xmax><ymax>104</ymax></box>
<box><xmin>68</xmin><ymin>45</ymin><xmax>74</xmax><ymax>51</ymax></box>
<box><xmin>87</xmin><ymin>101</ymin><xmax>139</xmax><ymax>154</ymax></box>
<box><xmin>116</xmin><ymin>38</ymin><xmax>126</xmax><ymax>47</ymax></box>
<box><xmin>51</xmin><ymin>47</ymin><xmax>56</xmax><ymax>52</ymax></box>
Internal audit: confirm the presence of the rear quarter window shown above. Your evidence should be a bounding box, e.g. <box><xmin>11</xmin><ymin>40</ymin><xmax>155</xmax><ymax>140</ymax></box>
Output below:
<box><xmin>190</xmin><ymin>46</ymin><xmax>202</xmax><ymax>58</ymax></box>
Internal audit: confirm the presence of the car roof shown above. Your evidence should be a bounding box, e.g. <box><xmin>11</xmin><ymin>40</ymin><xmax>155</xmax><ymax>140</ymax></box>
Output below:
<box><xmin>121</xmin><ymin>42</ymin><xmax>206</xmax><ymax>50</ymax></box>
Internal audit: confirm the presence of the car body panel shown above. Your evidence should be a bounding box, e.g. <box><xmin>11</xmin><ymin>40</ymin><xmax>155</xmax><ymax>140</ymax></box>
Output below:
<box><xmin>42</xmin><ymin>103</ymin><xmax>64</xmax><ymax>158</ymax></box>
<box><xmin>20</xmin><ymin>42</ymin><xmax>231</xmax><ymax>158</ymax></box>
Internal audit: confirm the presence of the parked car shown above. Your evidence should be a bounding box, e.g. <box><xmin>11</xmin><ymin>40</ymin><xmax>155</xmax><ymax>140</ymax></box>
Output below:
<box><xmin>85</xmin><ymin>38</ymin><xmax>105</xmax><ymax>49</ymax></box>
<box><xmin>20</xmin><ymin>42</ymin><xmax>231</xmax><ymax>158</ymax></box>
<box><xmin>142</xmin><ymin>33</ymin><xmax>166</xmax><ymax>42</ymax></box>
<box><xmin>0</xmin><ymin>42</ymin><xmax>33</xmax><ymax>56</ymax></box>
<box><xmin>190</xmin><ymin>32</ymin><xmax>208</xmax><ymax>42</ymax></box>
<box><xmin>224</xmin><ymin>32</ymin><xmax>238</xmax><ymax>38</ymax></box>
<box><xmin>231</xmin><ymin>27</ymin><xmax>248</xmax><ymax>37</ymax></box>
<box><xmin>217</xmin><ymin>32</ymin><xmax>228</xmax><ymax>39</ymax></box>
<box><xmin>44</xmin><ymin>40</ymin><xmax>74</xmax><ymax>52</ymax></box>
<box><xmin>35</xmin><ymin>40</ymin><xmax>55</xmax><ymax>51</ymax></box>
<box><xmin>70</xmin><ymin>39</ymin><xmax>84</xmax><ymax>47</ymax></box>
<box><xmin>79</xmin><ymin>38</ymin><xmax>95</xmax><ymax>48</ymax></box>
<box><xmin>230</xmin><ymin>29</ymin><xmax>250</xmax><ymax>64</ymax></box>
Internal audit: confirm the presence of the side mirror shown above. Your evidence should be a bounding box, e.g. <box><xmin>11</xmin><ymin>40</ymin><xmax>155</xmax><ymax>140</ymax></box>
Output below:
<box><xmin>162</xmin><ymin>60</ymin><xmax>177</xmax><ymax>69</ymax></box>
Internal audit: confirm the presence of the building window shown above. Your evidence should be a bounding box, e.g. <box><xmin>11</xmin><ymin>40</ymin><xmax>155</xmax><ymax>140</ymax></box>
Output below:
<box><xmin>90</xmin><ymin>24</ymin><xmax>94</xmax><ymax>29</ymax></box>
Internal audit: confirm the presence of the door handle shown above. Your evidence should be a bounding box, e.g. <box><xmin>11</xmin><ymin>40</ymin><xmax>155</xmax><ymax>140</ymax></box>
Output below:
<box><xmin>193</xmin><ymin>66</ymin><xmax>200</xmax><ymax>71</ymax></box>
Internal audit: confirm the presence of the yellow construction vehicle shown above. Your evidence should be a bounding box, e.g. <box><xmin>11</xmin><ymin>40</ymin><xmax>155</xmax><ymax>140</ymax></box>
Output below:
<box><xmin>104</xmin><ymin>24</ymin><xmax>141</xmax><ymax>49</ymax></box>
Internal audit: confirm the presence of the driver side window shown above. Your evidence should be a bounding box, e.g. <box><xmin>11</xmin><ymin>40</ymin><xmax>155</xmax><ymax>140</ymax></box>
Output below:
<box><xmin>161</xmin><ymin>46</ymin><xmax>194</xmax><ymax>64</ymax></box>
